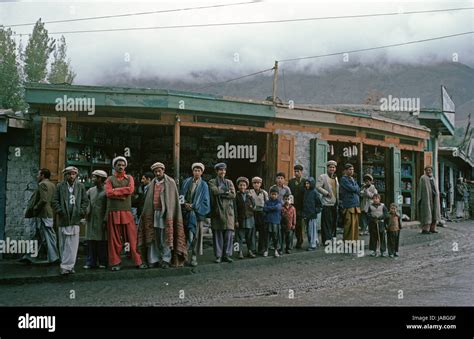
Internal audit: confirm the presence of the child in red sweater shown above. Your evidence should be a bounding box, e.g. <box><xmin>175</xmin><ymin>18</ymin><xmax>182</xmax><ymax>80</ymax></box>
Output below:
<box><xmin>280</xmin><ymin>194</ymin><xmax>297</xmax><ymax>254</ymax></box>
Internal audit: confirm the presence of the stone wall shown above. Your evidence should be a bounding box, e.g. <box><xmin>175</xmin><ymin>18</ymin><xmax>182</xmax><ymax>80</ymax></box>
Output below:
<box><xmin>275</xmin><ymin>129</ymin><xmax>321</xmax><ymax>178</ymax></box>
<box><xmin>5</xmin><ymin>146</ymin><xmax>39</xmax><ymax>241</ymax></box>
<box><xmin>4</xmin><ymin>120</ymin><xmax>40</xmax><ymax>242</ymax></box>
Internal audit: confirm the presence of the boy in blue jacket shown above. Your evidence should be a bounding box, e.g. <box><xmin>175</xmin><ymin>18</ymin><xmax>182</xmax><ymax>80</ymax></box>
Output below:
<box><xmin>263</xmin><ymin>187</ymin><xmax>282</xmax><ymax>258</ymax></box>
<box><xmin>302</xmin><ymin>177</ymin><xmax>322</xmax><ymax>250</ymax></box>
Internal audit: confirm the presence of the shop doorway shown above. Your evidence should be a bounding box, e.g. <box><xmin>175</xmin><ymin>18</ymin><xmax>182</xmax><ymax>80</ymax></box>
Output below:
<box><xmin>180</xmin><ymin>127</ymin><xmax>268</xmax><ymax>187</ymax></box>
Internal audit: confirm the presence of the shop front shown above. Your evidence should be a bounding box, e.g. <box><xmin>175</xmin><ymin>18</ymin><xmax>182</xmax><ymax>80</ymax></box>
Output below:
<box><xmin>25</xmin><ymin>83</ymin><xmax>433</xmax><ymax>226</ymax></box>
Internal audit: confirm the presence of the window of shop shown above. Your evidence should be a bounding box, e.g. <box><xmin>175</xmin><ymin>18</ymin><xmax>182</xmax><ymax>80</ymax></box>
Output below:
<box><xmin>362</xmin><ymin>145</ymin><xmax>388</xmax><ymax>203</ymax></box>
<box><xmin>401</xmin><ymin>150</ymin><xmax>416</xmax><ymax>221</ymax></box>
<box><xmin>180</xmin><ymin>127</ymin><xmax>268</xmax><ymax>186</ymax></box>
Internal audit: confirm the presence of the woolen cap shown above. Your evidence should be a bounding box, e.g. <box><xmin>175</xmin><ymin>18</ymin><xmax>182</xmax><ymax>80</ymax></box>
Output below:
<box><xmin>236</xmin><ymin>177</ymin><xmax>249</xmax><ymax>186</ymax></box>
<box><xmin>92</xmin><ymin>170</ymin><xmax>108</xmax><ymax>178</ymax></box>
<box><xmin>191</xmin><ymin>162</ymin><xmax>205</xmax><ymax>171</ymax></box>
<box><xmin>63</xmin><ymin>166</ymin><xmax>78</xmax><ymax>174</ymax></box>
<box><xmin>151</xmin><ymin>162</ymin><xmax>165</xmax><ymax>171</ymax></box>
<box><xmin>112</xmin><ymin>156</ymin><xmax>127</xmax><ymax>167</ymax></box>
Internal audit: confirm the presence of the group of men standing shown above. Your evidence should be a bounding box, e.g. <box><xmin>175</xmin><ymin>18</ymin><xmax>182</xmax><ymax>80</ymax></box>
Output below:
<box><xmin>23</xmin><ymin>153</ymin><xmax>445</xmax><ymax>274</ymax></box>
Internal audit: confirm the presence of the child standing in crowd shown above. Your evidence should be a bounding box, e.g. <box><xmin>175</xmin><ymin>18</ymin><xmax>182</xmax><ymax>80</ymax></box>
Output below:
<box><xmin>302</xmin><ymin>177</ymin><xmax>322</xmax><ymax>251</ymax></box>
<box><xmin>249</xmin><ymin>177</ymin><xmax>269</xmax><ymax>256</ymax></box>
<box><xmin>360</xmin><ymin>174</ymin><xmax>377</xmax><ymax>236</ymax></box>
<box><xmin>269</xmin><ymin>172</ymin><xmax>292</xmax><ymax>203</ymax></box>
<box><xmin>386</xmin><ymin>203</ymin><xmax>402</xmax><ymax>258</ymax></box>
<box><xmin>281</xmin><ymin>193</ymin><xmax>296</xmax><ymax>254</ymax></box>
<box><xmin>235</xmin><ymin>177</ymin><xmax>257</xmax><ymax>259</ymax></box>
<box><xmin>367</xmin><ymin>194</ymin><xmax>388</xmax><ymax>257</ymax></box>
<box><xmin>263</xmin><ymin>187</ymin><xmax>282</xmax><ymax>258</ymax></box>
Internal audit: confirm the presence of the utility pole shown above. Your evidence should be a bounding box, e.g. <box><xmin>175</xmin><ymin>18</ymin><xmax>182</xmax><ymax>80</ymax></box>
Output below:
<box><xmin>272</xmin><ymin>60</ymin><xmax>278</xmax><ymax>104</ymax></box>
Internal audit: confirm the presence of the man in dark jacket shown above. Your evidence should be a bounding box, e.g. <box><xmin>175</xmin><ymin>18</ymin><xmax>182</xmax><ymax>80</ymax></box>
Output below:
<box><xmin>52</xmin><ymin>166</ymin><xmax>89</xmax><ymax>275</ymax></box>
<box><xmin>302</xmin><ymin>177</ymin><xmax>322</xmax><ymax>250</ymax></box>
<box><xmin>288</xmin><ymin>164</ymin><xmax>306</xmax><ymax>249</ymax></box>
<box><xmin>339</xmin><ymin>163</ymin><xmax>361</xmax><ymax>241</ymax></box>
<box><xmin>22</xmin><ymin>168</ymin><xmax>59</xmax><ymax>264</ymax></box>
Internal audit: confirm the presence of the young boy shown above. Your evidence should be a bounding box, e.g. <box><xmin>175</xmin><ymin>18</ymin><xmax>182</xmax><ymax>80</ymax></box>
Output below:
<box><xmin>263</xmin><ymin>187</ymin><xmax>282</xmax><ymax>257</ymax></box>
<box><xmin>367</xmin><ymin>194</ymin><xmax>388</xmax><ymax>257</ymax></box>
<box><xmin>386</xmin><ymin>203</ymin><xmax>402</xmax><ymax>258</ymax></box>
<box><xmin>249</xmin><ymin>177</ymin><xmax>269</xmax><ymax>256</ymax></box>
<box><xmin>281</xmin><ymin>193</ymin><xmax>296</xmax><ymax>254</ymax></box>
<box><xmin>302</xmin><ymin>177</ymin><xmax>322</xmax><ymax>251</ymax></box>
<box><xmin>269</xmin><ymin>172</ymin><xmax>292</xmax><ymax>203</ymax></box>
<box><xmin>235</xmin><ymin>177</ymin><xmax>256</xmax><ymax>259</ymax></box>
<box><xmin>360</xmin><ymin>174</ymin><xmax>377</xmax><ymax>236</ymax></box>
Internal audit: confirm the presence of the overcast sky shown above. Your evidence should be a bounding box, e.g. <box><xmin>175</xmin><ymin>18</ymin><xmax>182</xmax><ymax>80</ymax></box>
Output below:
<box><xmin>1</xmin><ymin>0</ymin><xmax>473</xmax><ymax>84</ymax></box>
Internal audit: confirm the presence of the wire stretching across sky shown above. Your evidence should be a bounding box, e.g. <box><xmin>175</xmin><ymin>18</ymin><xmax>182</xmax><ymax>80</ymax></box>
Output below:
<box><xmin>2</xmin><ymin>1</ymin><xmax>261</xmax><ymax>27</ymax></box>
<box><xmin>278</xmin><ymin>31</ymin><xmax>474</xmax><ymax>63</ymax></box>
<box><xmin>191</xmin><ymin>67</ymin><xmax>274</xmax><ymax>91</ymax></box>
<box><xmin>193</xmin><ymin>31</ymin><xmax>474</xmax><ymax>91</ymax></box>
<box><xmin>9</xmin><ymin>6</ymin><xmax>474</xmax><ymax>36</ymax></box>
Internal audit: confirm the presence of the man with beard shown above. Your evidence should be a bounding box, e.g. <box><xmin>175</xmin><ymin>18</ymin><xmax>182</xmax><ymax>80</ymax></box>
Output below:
<box><xmin>316</xmin><ymin>160</ymin><xmax>340</xmax><ymax>244</ymax></box>
<box><xmin>208</xmin><ymin>163</ymin><xmax>236</xmax><ymax>263</ymax></box>
<box><xmin>139</xmin><ymin>162</ymin><xmax>187</xmax><ymax>268</ymax></box>
<box><xmin>52</xmin><ymin>166</ymin><xmax>88</xmax><ymax>275</ymax></box>
<box><xmin>417</xmin><ymin>166</ymin><xmax>441</xmax><ymax>234</ymax></box>
<box><xmin>84</xmin><ymin>170</ymin><xmax>108</xmax><ymax>269</ymax></box>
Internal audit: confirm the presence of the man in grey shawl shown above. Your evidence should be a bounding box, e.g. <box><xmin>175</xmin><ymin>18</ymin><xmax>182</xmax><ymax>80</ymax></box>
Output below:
<box><xmin>417</xmin><ymin>166</ymin><xmax>441</xmax><ymax>234</ymax></box>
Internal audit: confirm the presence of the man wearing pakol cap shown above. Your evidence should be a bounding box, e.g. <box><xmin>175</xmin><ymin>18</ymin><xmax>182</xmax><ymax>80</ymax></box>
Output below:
<box><xmin>52</xmin><ymin>166</ymin><xmax>89</xmax><ymax>275</ymax></box>
<box><xmin>208</xmin><ymin>163</ymin><xmax>236</xmax><ymax>263</ymax></box>
<box><xmin>417</xmin><ymin>166</ymin><xmax>441</xmax><ymax>234</ymax></box>
<box><xmin>139</xmin><ymin>162</ymin><xmax>187</xmax><ymax>268</ymax></box>
<box><xmin>21</xmin><ymin>168</ymin><xmax>59</xmax><ymax>264</ymax></box>
<box><xmin>235</xmin><ymin>176</ymin><xmax>256</xmax><ymax>259</ymax></box>
<box><xmin>105</xmin><ymin>156</ymin><xmax>146</xmax><ymax>271</ymax></box>
<box><xmin>339</xmin><ymin>163</ymin><xmax>361</xmax><ymax>241</ymax></box>
<box><xmin>84</xmin><ymin>170</ymin><xmax>108</xmax><ymax>269</ymax></box>
<box><xmin>180</xmin><ymin>163</ymin><xmax>210</xmax><ymax>267</ymax></box>
<box><xmin>360</xmin><ymin>173</ymin><xmax>377</xmax><ymax>236</ymax></box>
<box><xmin>316</xmin><ymin>160</ymin><xmax>340</xmax><ymax>244</ymax></box>
<box><xmin>288</xmin><ymin>165</ymin><xmax>306</xmax><ymax>249</ymax></box>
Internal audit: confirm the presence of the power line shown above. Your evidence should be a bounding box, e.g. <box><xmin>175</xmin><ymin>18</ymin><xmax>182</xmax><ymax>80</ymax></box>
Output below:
<box><xmin>3</xmin><ymin>1</ymin><xmax>260</xmax><ymax>28</ymax></box>
<box><xmin>278</xmin><ymin>31</ymin><xmax>474</xmax><ymax>63</ymax></box>
<box><xmin>190</xmin><ymin>67</ymin><xmax>274</xmax><ymax>91</ymax></box>
<box><xmin>9</xmin><ymin>6</ymin><xmax>474</xmax><ymax>36</ymax></box>
<box><xmin>190</xmin><ymin>30</ymin><xmax>473</xmax><ymax>92</ymax></box>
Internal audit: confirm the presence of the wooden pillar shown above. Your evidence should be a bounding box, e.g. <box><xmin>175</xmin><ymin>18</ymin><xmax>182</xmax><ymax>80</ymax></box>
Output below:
<box><xmin>174</xmin><ymin>115</ymin><xmax>181</xmax><ymax>185</ymax></box>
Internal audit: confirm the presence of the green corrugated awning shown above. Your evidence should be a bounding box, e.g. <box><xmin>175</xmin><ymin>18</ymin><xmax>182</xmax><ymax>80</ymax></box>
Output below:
<box><xmin>25</xmin><ymin>83</ymin><xmax>276</xmax><ymax>119</ymax></box>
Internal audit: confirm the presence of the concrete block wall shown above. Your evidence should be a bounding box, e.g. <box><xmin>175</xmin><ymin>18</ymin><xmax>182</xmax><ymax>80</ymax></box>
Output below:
<box><xmin>275</xmin><ymin>129</ymin><xmax>321</xmax><ymax>179</ymax></box>
<box><xmin>5</xmin><ymin>146</ymin><xmax>39</xmax><ymax>240</ymax></box>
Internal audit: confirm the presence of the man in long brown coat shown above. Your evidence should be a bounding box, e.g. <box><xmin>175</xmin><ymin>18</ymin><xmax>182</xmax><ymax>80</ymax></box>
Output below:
<box><xmin>208</xmin><ymin>163</ymin><xmax>236</xmax><ymax>263</ymax></box>
<box><xmin>417</xmin><ymin>166</ymin><xmax>441</xmax><ymax>234</ymax></box>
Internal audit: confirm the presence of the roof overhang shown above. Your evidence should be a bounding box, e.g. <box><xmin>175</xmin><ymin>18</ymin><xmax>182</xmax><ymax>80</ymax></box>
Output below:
<box><xmin>439</xmin><ymin>147</ymin><xmax>474</xmax><ymax>167</ymax></box>
<box><xmin>418</xmin><ymin>109</ymin><xmax>455</xmax><ymax>136</ymax></box>
<box><xmin>25</xmin><ymin>83</ymin><xmax>276</xmax><ymax>119</ymax></box>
